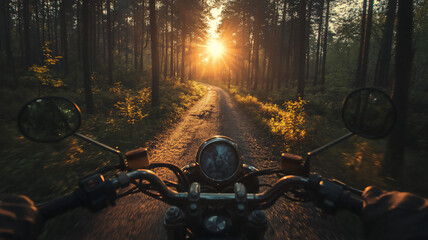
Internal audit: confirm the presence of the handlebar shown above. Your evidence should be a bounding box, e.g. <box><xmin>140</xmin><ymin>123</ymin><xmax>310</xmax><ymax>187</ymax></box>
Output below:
<box><xmin>37</xmin><ymin>191</ymin><xmax>84</xmax><ymax>219</ymax></box>
<box><xmin>37</xmin><ymin>169</ymin><xmax>363</xmax><ymax>220</ymax></box>
<box><xmin>111</xmin><ymin>170</ymin><xmax>310</xmax><ymax>207</ymax></box>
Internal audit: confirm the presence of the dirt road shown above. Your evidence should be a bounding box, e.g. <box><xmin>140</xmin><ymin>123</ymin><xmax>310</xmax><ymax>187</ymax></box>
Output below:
<box><xmin>60</xmin><ymin>85</ymin><xmax>361</xmax><ymax>239</ymax></box>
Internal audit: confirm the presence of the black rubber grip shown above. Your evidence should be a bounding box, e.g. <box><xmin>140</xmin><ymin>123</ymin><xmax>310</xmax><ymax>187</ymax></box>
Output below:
<box><xmin>340</xmin><ymin>192</ymin><xmax>363</xmax><ymax>215</ymax></box>
<box><xmin>37</xmin><ymin>191</ymin><xmax>83</xmax><ymax>220</ymax></box>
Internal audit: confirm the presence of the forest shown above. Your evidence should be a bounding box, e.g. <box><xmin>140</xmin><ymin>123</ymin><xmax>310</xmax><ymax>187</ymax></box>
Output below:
<box><xmin>0</xmin><ymin>0</ymin><xmax>427</xmax><ymax>238</ymax></box>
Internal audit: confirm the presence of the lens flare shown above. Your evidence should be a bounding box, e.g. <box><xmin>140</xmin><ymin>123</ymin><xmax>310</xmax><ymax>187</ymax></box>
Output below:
<box><xmin>207</xmin><ymin>40</ymin><xmax>224</xmax><ymax>59</ymax></box>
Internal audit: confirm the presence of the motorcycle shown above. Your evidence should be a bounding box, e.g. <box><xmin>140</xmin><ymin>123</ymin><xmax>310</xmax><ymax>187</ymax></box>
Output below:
<box><xmin>17</xmin><ymin>87</ymin><xmax>396</xmax><ymax>239</ymax></box>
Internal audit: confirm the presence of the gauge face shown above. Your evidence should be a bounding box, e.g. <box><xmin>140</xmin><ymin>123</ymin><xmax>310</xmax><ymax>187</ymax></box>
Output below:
<box><xmin>199</xmin><ymin>141</ymin><xmax>240</xmax><ymax>181</ymax></box>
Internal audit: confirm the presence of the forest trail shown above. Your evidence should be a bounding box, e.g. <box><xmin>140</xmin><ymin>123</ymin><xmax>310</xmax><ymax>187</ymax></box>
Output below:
<box><xmin>59</xmin><ymin>84</ymin><xmax>361</xmax><ymax>240</ymax></box>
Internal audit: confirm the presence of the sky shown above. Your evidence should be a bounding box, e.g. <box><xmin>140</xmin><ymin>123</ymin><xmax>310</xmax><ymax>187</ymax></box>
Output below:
<box><xmin>207</xmin><ymin>4</ymin><xmax>224</xmax><ymax>41</ymax></box>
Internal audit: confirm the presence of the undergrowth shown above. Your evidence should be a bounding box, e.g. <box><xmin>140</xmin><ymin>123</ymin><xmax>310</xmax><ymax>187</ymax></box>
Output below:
<box><xmin>229</xmin><ymin>86</ymin><xmax>309</xmax><ymax>153</ymax></box>
<box><xmin>226</xmin><ymin>84</ymin><xmax>428</xmax><ymax>198</ymax></box>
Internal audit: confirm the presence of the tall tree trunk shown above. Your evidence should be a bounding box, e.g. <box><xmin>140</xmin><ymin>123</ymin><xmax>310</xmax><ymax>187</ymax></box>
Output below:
<box><xmin>60</xmin><ymin>0</ymin><xmax>68</xmax><ymax>75</ymax></box>
<box><xmin>164</xmin><ymin>19</ymin><xmax>169</xmax><ymax>77</ymax></box>
<box><xmin>359</xmin><ymin>0</ymin><xmax>374</xmax><ymax>87</ymax></box>
<box><xmin>320</xmin><ymin>0</ymin><xmax>330</xmax><ymax>93</ymax></box>
<box><xmin>252</xmin><ymin>1</ymin><xmax>261</xmax><ymax>90</ymax></box>
<box><xmin>106</xmin><ymin>0</ymin><xmax>113</xmax><ymax>85</ymax></box>
<box><xmin>134</xmin><ymin>3</ymin><xmax>139</xmax><ymax>70</ymax></box>
<box><xmin>169</xmin><ymin>1</ymin><xmax>174</xmax><ymax>76</ymax></box>
<box><xmin>176</xmin><ymin>30</ymin><xmax>179</xmax><ymax>77</ymax></box>
<box><xmin>125</xmin><ymin>29</ymin><xmax>129</xmax><ymax>66</ymax></box>
<box><xmin>276</xmin><ymin>0</ymin><xmax>287</xmax><ymax>89</ymax></box>
<box><xmin>91</xmin><ymin>0</ymin><xmax>96</xmax><ymax>70</ymax></box>
<box><xmin>374</xmin><ymin>0</ymin><xmax>397</xmax><ymax>88</ymax></box>
<box><xmin>269</xmin><ymin>1</ymin><xmax>279</xmax><ymax>91</ymax></box>
<box><xmin>264</xmin><ymin>50</ymin><xmax>269</xmax><ymax>90</ymax></box>
<box><xmin>297</xmin><ymin>0</ymin><xmax>307</xmax><ymax>98</ymax></box>
<box><xmin>33</xmin><ymin>0</ymin><xmax>41</xmax><ymax>64</ymax></box>
<box><xmin>2</xmin><ymin>0</ymin><xmax>16</xmax><ymax>83</ymax></box>
<box><xmin>140</xmin><ymin>0</ymin><xmax>146</xmax><ymax>71</ymax></box>
<box><xmin>285</xmin><ymin>9</ymin><xmax>294</xmax><ymax>88</ymax></box>
<box><xmin>54</xmin><ymin>0</ymin><xmax>59</xmax><ymax>55</ymax></box>
<box><xmin>82</xmin><ymin>0</ymin><xmax>94</xmax><ymax>113</ymax></box>
<box><xmin>181</xmin><ymin>29</ymin><xmax>186</xmax><ymax>82</ymax></box>
<box><xmin>23</xmin><ymin>0</ymin><xmax>31</xmax><ymax>68</ymax></box>
<box><xmin>355</xmin><ymin>0</ymin><xmax>368</xmax><ymax>87</ymax></box>
<box><xmin>169</xmin><ymin>27</ymin><xmax>174</xmax><ymax>77</ymax></box>
<box><xmin>313</xmin><ymin>0</ymin><xmax>324</xmax><ymax>86</ymax></box>
<box><xmin>76</xmin><ymin>0</ymin><xmax>81</xmax><ymax>62</ymax></box>
<box><xmin>149</xmin><ymin>0</ymin><xmax>160</xmax><ymax>107</ymax></box>
<box><xmin>169</xmin><ymin>3</ymin><xmax>174</xmax><ymax>76</ymax></box>
<box><xmin>188</xmin><ymin>34</ymin><xmax>192</xmax><ymax>80</ymax></box>
<box><xmin>382</xmin><ymin>0</ymin><xmax>413</xmax><ymax>178</ymax></box>
<box><xmin>305</xmin><ymin>0</ymin><xmax>312</xmax><ymax>79</ymax></box>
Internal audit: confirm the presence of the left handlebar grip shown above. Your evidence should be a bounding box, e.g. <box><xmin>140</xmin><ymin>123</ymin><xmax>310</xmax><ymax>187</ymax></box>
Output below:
<box><xmin>37</xmin><ymin>190</ymin><xmax>84</xmax><ymax>220</ymax></box>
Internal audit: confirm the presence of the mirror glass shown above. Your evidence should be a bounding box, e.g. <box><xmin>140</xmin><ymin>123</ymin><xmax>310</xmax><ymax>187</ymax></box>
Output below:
<box><xmin>18</xmin><ymin>97</ymin><xmax>81</xmax><ymax>142</ymax></box>
<box><xmin>342</xmin><ymin>88</ymin><xmax>395</xmax><ymax>139</ymax></box>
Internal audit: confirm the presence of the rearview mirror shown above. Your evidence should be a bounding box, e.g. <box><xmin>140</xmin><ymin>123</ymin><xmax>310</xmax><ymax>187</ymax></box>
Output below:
<box><xmin>18</xmin><ymin>97</ymin><xmax>81</xmax><ymax>142</ymax></box>
<box><xmin>342</xmin><ymin>88</ymin><xmax>395</xmax><ymax>139</ymax></box>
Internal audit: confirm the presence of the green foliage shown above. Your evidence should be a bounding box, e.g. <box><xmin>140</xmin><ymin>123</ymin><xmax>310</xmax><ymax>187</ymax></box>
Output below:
<box><xmin>29</xmin><ymin>42</ymin><xmax>64</xmax><ymax>89</ymax></box>
<box><xmin>110</xmin><ymin>82</ymin><xmax>150</xmax><ymax>125</ymax></box>
<box><xmin>230</xmin><ymin>86</ymin><xmax>308</xmax><ymax>152</ymax></box>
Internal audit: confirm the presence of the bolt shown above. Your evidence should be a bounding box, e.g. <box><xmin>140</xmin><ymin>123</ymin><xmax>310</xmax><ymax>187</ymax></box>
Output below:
<box><xmin>165</xmin><ymin>206</ymin><xmax>183</xmax><ymax>223</ymax></box>
<box><xmin>249</xmin><ymin>210</ymin><xmax>267</xmax><ymax>224</ymax></box>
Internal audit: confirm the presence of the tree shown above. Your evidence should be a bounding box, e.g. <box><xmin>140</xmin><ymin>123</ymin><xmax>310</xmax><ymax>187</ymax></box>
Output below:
<box><xmin>23</xmin><ymin>0</ymin><xmax>31</xmax><ymax>68</ymax></box>
<box><xmin>296</xmin><ymin>0</ymin><xmax>307</xmax><ymax>98</ymax></box>
<box><xmin>276</xmin><ymin>0</ymin><xmax>287</xmax><ymax>89</ymax></box>
<box><xmin>2</xmin><ymin>0</ymin><xmax>16</xmax><ymax>83</ymax></box>
<box><xmin>60</xmin><ymin>0</ymin><xmax>68</xmax><ymax>75</ymax></box>
<box><xmin>150</xmin><ymin>0</ymin><xmax>160</xmax><ymax>107</ymax></box>
<box><xmin>252</xmin><ymin>0</ymin><xmax>262</xmax><ymax>90</ymax></box>
<box><xmin>374</xmin><ymin>0</ymin><xmax>397</xmax><ymax>88</ymax></box>
<box><xmin>313</xmin><ymin>0</ymin><xmax>324</xmax><ymax>86</ymax></box>
<box><xmin>382</xmin><ymin>0</ymin><xmax>414</xmax><ymax>178</ymax></box>
<box><xmin>355</xmin><ymin>0</ymin><xmax>374</xmax><ymax>88</ymax></box>
<box><xmin>106</xmin><ymin>0</ymin><xmax>114</xmax><ymax>85</ymax></box>
<box><xmin>82</xmin><ymin>0</ymin><xmax>94</xmax><ymax>113</ymax></box>
<box><xmin>320</xmin><ymin>0</ymin><xmax>330</xmax><ymax>93</ymax></box>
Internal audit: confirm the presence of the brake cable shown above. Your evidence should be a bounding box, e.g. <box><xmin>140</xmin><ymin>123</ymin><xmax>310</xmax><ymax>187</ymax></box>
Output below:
<box><xmin>145</xmin><ymin>163</ymin><xmax>190</xmax><ymax>188</ymax></box>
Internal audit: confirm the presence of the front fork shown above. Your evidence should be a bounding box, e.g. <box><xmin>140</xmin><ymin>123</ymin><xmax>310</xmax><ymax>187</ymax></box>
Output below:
<box><xmin>164</xmin><ymin>182</ymin><xmax>267</xmax><ymax>240</ymax></box>
<box><xmin>164</xmin><ymin>206</ymin><xmax>186</xmax><ymax>240</ymax></box>
<box><xmin>244</xmin><ymin>210</ymin><xmax>268</xmax><ymax>240</ymax></box>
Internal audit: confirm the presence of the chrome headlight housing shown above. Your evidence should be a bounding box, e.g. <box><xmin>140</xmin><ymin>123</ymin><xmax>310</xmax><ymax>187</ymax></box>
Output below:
<box><xmin>196</xmin><ymin>136</ymin><xmax>243</xmax><ymax>183</ymax></box>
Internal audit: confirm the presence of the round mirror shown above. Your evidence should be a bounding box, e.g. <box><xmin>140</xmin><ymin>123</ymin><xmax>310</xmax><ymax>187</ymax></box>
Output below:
<box><xmin>342</xmin><ymin>88</ymin><xmax>396</xmax><ymax>139</ymax></box>
<box><xmin>18</xmin><ymin>97</ymin><xmax>81</xmax><ymax>142</ymax></box>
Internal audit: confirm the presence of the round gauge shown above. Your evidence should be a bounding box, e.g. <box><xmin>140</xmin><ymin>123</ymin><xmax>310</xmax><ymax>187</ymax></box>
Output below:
<box><xmin>196</xmin><ymin>136</ymin><xmax>243</xmax><ymax>183</ymax></box>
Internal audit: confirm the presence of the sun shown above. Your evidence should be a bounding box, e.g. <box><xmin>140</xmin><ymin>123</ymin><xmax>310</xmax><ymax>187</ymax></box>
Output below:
<box><xmin>207</xmin><ymin>40</ymin><xmax>224</xmax><ymax>59</ymax></box>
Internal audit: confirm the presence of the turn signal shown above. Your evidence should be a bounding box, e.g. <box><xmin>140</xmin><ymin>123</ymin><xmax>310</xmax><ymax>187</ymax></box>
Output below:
<box><xmin>126</xmin><ymin>148</ymin><xmax>150</xmax><ymax>170</ymax></box>
<box><xmin>280</xmin><ymin>153</ymin><xmax>303</xmax><ymax>173</ymax></box>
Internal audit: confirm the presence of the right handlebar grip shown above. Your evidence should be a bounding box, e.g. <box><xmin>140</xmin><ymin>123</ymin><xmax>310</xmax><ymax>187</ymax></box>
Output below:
<box><xmin>37</xmin><ymin>190</ymin><xmax>84</xmax><ymax>220</ymax></box>
<box><xmin>339</xmin><ymin>191</ymin><xmax>363</xmax><ymax>215</ymax></box>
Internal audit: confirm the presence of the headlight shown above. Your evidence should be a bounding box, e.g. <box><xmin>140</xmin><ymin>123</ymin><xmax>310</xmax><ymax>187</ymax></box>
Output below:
<box><xmin>196</xmin><ymin>136</ymin><xmax>243</xmax><ymax>183</ymax></box>
<box><xmin>204</xmin><ymin>215</ymin><xmax>228</xmax><ymax>234</ymax></box>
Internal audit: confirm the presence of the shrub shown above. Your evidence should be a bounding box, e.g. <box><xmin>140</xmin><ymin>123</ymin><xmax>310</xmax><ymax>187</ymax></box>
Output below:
<box><xmin>233</xmin><ymin>91</ymin><xmax>308</xmax><ymax>152</ymax></box>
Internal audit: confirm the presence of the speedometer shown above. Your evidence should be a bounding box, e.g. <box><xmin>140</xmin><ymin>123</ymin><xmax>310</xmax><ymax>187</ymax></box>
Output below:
<box><xmin>196</xmin><ymin>136</ymin><xmax>243</xmax><ymax>183</ymax></box>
